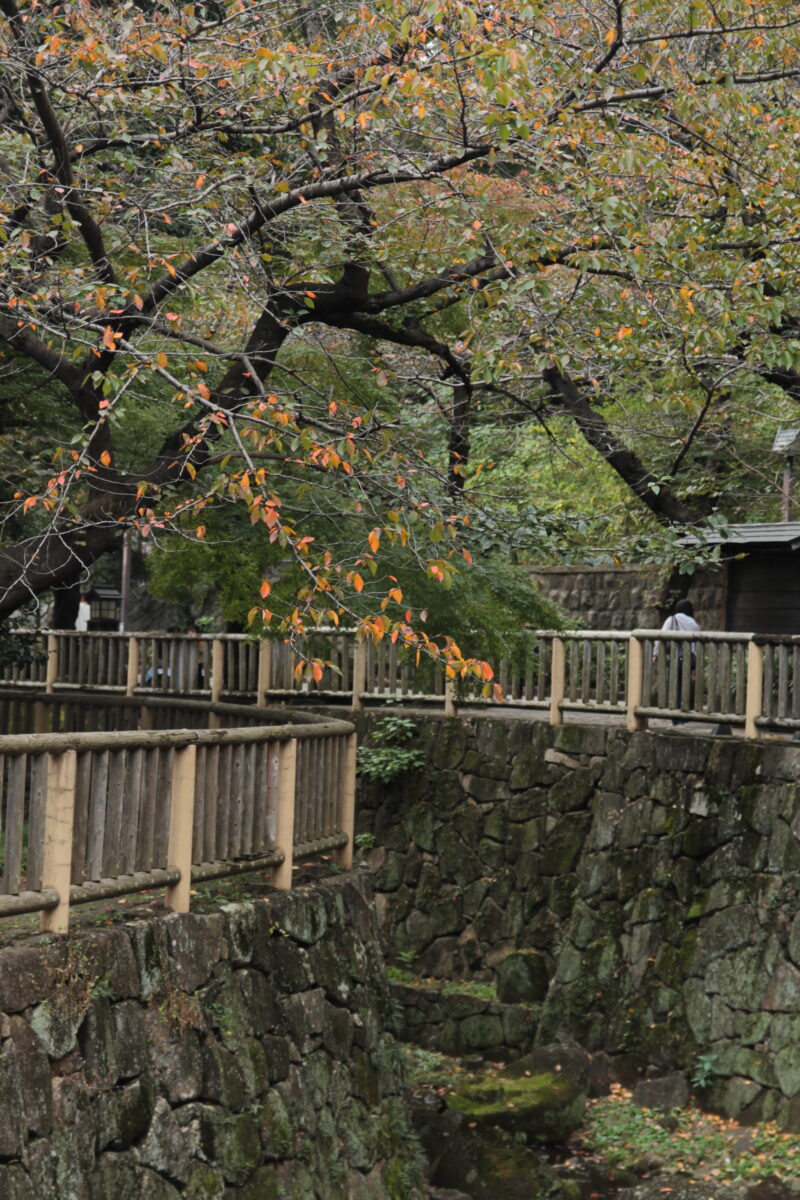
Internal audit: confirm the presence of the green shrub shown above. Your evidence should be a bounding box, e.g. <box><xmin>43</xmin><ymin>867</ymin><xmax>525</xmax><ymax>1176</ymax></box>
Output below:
<box><xmin>356</xmin><ymin>715</ymin><xmax>425</xmax><ymax>784</ymax></box>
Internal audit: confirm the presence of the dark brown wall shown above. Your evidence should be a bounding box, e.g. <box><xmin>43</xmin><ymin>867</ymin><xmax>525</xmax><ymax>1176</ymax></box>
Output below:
<box><xmin>726</xmin><ymin>551</ymin><xmax>800</xmax><ymax>633</ymax></box>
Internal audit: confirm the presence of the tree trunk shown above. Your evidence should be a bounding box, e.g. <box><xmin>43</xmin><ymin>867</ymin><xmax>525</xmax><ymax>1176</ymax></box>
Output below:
<box><xmin>543</xmin><ymin>366</ymin><xmax>703</xmax><ymax>526</ymax></box>
<box><xmin>51</xmin><ymin>581</ymin><xmax>81</xmax><ymax>629</ymax></box>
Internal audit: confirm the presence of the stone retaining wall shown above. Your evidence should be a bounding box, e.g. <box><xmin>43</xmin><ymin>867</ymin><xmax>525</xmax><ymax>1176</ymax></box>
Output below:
<box><xmin>389</xmin><ymin>979</ymin><xmax>537</xmax><ymax>1062</ymax></box>
<box><xmin>528</xmin><ymin>565</ymin><xmax>725</xmax><ymax>630</ymax></box>
<box><xmin>358</xmin><ymin>714</ymin><xmax>800</xmax><ymax>1128</ymax></box>
<box><xmin>0</xmin><ymin>874</ymin><xmax>425</xmax><ymax>1199</ymax></box>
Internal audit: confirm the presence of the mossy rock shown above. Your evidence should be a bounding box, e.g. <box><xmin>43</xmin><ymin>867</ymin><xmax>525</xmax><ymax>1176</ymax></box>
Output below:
<box><xmin>447</xmin><ymin>1068</ymin><xmax>586</xmax><ymax>1142</ymax></box>
<box><xmin>496</xmin><ymin>950</ymin><xmax>550</xmax><ymax>1004</ymax></box>
<box><xmin>541</xmin><ymin>814</ymin><xmax>592</xmax><ymax>876</ymax></box>
<box><xmin>430</xmin><ymin>722</ymin><xmax>469</xmax><ymax>770</ymax></box>
<box><xmin>195</xmin><ymin>1109</ymin><xmax>262</xmax><ymax>1185</ymax></box>
<box><xmin>184</xmin><ymin>1164</ymin><xmax>225</xmax><ymax>1199</ymax></box>
<box><xmin>433</xmin><ymin>1121</ymin><xmax>570</xmax><ymax>1199</ymax></box>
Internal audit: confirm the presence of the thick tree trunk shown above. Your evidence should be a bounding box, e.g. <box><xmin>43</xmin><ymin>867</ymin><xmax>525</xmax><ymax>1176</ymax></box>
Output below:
<box><xmin>543</xmin><ymin>366</ymin><xmax>703</xmax><ymax>526</ymax></box>
<box><xmin>51</xmin><ymin>581</ymin><xmax>81</xmax><ymax>629</ymax></box>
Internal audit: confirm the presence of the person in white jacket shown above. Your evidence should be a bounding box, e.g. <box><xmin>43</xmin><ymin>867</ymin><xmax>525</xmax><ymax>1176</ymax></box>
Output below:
<box><xmin>662</xmin><ymin>598</ymin><xmax>701</xmax><ymax>637</ymax></box>
<box><xmin>74</xmin><ymin>594</ymin><xmax>91</xmax><ymax>631</ymax></box>
<box><xmin>660</xmin><ymin>599</ymin><xmax>701</xmax><ymax>722</ymax></box>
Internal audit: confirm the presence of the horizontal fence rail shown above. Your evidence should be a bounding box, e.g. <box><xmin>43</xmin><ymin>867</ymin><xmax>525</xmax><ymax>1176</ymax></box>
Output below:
<box><xmin>4</xmin><ymin>627</ymin><xmax>799</xmax><ymax>736</ymax></box>
<box><xmin>0</xmin><ymin>692</ymin><xmax>355</xmax><ymax>932</ymax></box>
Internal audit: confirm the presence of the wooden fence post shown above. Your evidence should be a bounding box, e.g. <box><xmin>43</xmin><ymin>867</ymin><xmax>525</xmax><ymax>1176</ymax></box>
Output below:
<box><xmin>272</xmin><ymin>739</ymin><xmax>297</xmax><ymax>890</ymax></box>
<box><xmin>745</xmin><ymin>640</ymin><xmax>764</xmax><ymax>740</ymax></box>
<box><xmin>166</xmin><ymin>744</ymin><xmax>197</xmax><ymax>913</ymax></box>
<box><xmin>549</xmin><ymin>637</ymin><xmax>565</xmax><ymax>726</ymax></box>
<box><xmin>334</xmin><ymin>732</ymin><xmax>357</xmax><ymax>871</ymax></box>
<box><xmin>35</xmin><ymin>634</ymin><xmax>59</xmax><ymax>733</ymax></box>
<box><xmin>626</xmin><ymin>634</ymin><xmax>647</xmax><ymax>732</ymax></box>
<box><xmin>209</xmin><ymin>639</ymin><xmax>224</xmax><ymax>728</ymax></box>
<box><xmin>258</xmin><ymin>639</ymin><xmax>272</xmax><ymax>705</ymax></box>
<box><xmin>444</xmin><ymin>674</ymin><xmax>457</xmax><ymax>718</ymax></box>
<box><xmin>40</xmin><ymin>749</ymin><xmax>77</xmax><ymax>933</ymax></box>
<box><xmin>352</xmin><ymin>633</ymin><xmax>366</xmax><ymax>713</ymax></box>
<box><xmin>46</xmin><ymin>633</ymin><xmax>58</xmax><ymax>691</ymax></box>
<box><xmin>126</xmin><ymin>636</ymin><xmax>139</xmax><ymax>697</ymax></box>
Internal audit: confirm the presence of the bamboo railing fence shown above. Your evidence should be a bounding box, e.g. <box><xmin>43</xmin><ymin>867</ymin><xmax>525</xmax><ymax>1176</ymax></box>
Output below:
<box><xmin>2</xmin><ymin>627</ymin><xmax>796</xmax><ymax>737</ymax></box>
<box><xmin>0</xmin><ymin>624</ymin><xmax>795</xmax><ymax>931</ymax></box>
<box><xmin>0</xmin><ymin>690</ymin><xmax>355</xmax><ymax>932</ymax></box>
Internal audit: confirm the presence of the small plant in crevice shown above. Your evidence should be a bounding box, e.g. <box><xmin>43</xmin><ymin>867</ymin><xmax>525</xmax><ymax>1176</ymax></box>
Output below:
<box><xmin>356</xmin><ymin>715</ymin><xmax>425</xmax><ymax>784</ymax></box>
<box><xmin>690</xmin><ymin>1051</ymin><xmax>718</xmax><ymax>1090</ymax></box>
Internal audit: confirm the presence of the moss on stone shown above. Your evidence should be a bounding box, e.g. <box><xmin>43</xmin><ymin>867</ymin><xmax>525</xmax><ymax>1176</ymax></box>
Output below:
<box><xmin>184</xmin><ymin>1164</ymin><xmax>226</xmax><ymax>1199</ymax></box>
<box><xmin>448</xmin><ymin>1069</ymin><xmax>586</xmax><ymax>1141</ymax></box>
<box><xmin>541</xmin><ymin>815</ymin><xmax>592</xmax><ymax>876</ymax></box>
<box><xmin>197</xmin><ymin>1109</ymin><xmax>262</xmax><ymax>1185</ymax></box>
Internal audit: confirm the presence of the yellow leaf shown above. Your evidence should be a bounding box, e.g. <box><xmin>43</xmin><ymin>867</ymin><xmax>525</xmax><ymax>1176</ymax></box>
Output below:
<box><xmin>157</xmin><ymin>352</ymin><xmax>168</xmax><ymax>368</ymax></box>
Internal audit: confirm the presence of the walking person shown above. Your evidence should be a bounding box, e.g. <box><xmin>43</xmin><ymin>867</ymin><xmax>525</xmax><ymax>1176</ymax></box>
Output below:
<box><xmin>659</xmin><ymin>599</ymin><xmax>701</xmax><ymax>723</ymax></box>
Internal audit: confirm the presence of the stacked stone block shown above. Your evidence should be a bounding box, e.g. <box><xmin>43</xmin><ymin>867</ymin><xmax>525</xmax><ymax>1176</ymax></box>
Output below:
<box><xmin>359</xmin><ymin>713</ymin><xmax>800</xmax><ymax>1128</ymax></box>
<box><xmin>528</xmin><ymin>565</ymin><xmax>725</xmax><ymax>630</ymax></box>
<box><xmin>0</xmin><ymin>875</ymin><xmax>425</xmax><ymax>1199</ymax></box>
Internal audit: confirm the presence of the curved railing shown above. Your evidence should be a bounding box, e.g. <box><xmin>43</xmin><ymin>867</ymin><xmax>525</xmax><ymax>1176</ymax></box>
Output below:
<box><xmin>4</xmin><ymin>627</ymin><xmax>798</xmax><ymax>736</ymax></box>
<box><xmin>0</xmin><ymin>690</ymin><xmax>355</xmax><ymax>932</ymax></box>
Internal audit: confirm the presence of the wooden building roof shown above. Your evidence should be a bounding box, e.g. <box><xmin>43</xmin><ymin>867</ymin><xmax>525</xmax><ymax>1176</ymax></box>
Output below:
<box><xmin>683</xmin><ymin>522</ymin><xmax>800</xmax><ymax>550</ymax></box>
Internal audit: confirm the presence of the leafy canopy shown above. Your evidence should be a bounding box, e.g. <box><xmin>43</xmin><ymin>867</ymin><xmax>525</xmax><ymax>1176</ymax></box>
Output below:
<box><xmin>2</xmin><ymin>0</ymin><xmax>800</xmax><ymax>668</ymax></box>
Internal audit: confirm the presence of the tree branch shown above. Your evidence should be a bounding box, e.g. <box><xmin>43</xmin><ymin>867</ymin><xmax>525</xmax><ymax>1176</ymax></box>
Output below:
<box><xmin>542</xmin><ymin>365</ymin><xmax>702</xmax><ymax>525</ymax></box>
<box><xmin>0</xmin><ymin>0</ymin><xmax>116</xmax><ymax>283</ymax></box>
